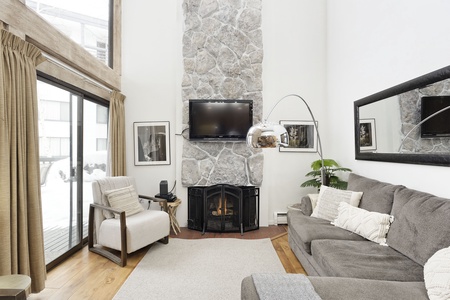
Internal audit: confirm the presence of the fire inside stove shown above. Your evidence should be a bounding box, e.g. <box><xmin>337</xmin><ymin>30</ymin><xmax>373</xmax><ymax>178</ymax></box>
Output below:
<box><xmin>205</xmin><ymin>192</ymin><xmax>240</xmax><ymax>232</ymax></box>
<box><xmin>210</xmin><ymin>196</ymin><xmax>234</xmax><ymax>216</ymax></box>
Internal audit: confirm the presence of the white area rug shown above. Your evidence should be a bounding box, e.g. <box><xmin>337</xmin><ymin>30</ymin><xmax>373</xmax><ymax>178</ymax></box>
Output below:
<box><xmin>114</xmin><ymin>238</ymin><xmax>286</xmax><ymax>300</ymax></box>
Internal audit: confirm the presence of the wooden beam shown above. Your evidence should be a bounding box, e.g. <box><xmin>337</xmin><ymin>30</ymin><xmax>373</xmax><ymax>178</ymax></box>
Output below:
<box><xmin>113</xmin><ymin>0</ymin><xmax>122</xmax><ymax>76</ymax></box>
<box><xmin>37</xmin><ymin>61</ymin><xmax>111</xmax><ymax>100</ymax></box>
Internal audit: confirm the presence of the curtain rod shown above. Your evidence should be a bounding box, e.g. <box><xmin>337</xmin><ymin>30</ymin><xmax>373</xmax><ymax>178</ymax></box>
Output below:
<box><xmin>42</xmin><ymin>53</ymin><xmax>113</xmax><ymax>94</ymax></box>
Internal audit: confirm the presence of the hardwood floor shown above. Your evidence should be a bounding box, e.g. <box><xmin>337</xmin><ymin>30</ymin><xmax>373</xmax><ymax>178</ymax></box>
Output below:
<box><xmin>29</xmin><ymin>226</ymin><xmax>305</xmax><ymax>300</ymax></box>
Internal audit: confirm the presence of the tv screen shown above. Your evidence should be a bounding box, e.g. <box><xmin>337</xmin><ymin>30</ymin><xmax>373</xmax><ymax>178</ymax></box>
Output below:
<box><xmin>421</xmin><ymin>96</ymin><xmax>450</xmax><ymax>138</ymax></box>
<box><xmin>189</xmin><ymin>99</ymin><xmax>253</xmax><ymax>141</ymax></box>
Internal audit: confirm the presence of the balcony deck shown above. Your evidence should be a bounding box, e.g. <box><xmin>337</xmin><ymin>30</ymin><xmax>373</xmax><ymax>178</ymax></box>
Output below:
<box><xmin>43</xmin><ymin>223</ymin><xmax>88</xmax><ymax>263</ymax></box>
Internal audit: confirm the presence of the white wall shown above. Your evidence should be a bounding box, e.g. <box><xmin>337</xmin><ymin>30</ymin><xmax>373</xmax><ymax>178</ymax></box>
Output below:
<box><xmin>122</xmin><ymin>0</ymin><xmax>327</xmax><ymax>227</ymax></box>
<box><xmin>327</xmin><ymin>0</ymin><xmax>450</xmax><ymax>198</ymax></box>
<box><xmin>122</xmin><ymin>1</ymin><xmax>180</xmax><ymax>209</ymax></box>
<box><xmin>261</xmin><ymin>0</ymin><xmax>327</xmax><ymax>222</ymax></box>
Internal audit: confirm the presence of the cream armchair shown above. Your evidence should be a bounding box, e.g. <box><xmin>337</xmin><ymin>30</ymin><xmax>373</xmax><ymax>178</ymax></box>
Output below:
<box><xmin>88</xmin><ymin>176</ymin><xmax>170</xmax><ymax>266</ymax></box>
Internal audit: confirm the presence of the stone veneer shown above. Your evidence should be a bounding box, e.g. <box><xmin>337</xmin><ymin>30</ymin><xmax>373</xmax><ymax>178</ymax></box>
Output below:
<box><xmin>181</xmin><ymin>0</ymin><xmax>264</xmax><ymax>187</ymax></box>
<box><xmin>399</xmin><ymin>78</ymin><xmax>450</xmax><ymax>153</ymax></box>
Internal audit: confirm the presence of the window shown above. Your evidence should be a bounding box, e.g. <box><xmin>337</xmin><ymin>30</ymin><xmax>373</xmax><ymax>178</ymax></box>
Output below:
<box><xmin>40</xmin><ymin>100</ymin><xmax>70</xmax><ymax>121</ymax></box>
<box><xmin>39</xmin><ymin>137</ymin><xmax>70</xmax><ymax>157</ymax></box>
<box><xmin>26</xmin><ymin>0</ymin><xmax>112</xmax><ymax>66</ymax></box>
<box><xmin>96</xmin><ymin>105</ymin><xmax>108</xmax><ymax>124</ymax></box>
<box><xmin>96</xmin><ymin>138</ymin><xmax>107</xmax><ymax>151</ymax></box>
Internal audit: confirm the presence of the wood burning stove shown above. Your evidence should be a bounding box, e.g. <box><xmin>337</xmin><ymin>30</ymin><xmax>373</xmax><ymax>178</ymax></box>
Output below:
<box><xmin>188</xmin><ymin>184</ymin><xmax>259</xmax><ymax>235</ymax></box>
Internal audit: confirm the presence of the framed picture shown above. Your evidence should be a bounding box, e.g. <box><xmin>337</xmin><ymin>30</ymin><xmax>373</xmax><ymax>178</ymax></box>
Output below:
<box><xmin>279</xmin><ymin>120</ymin><xmax>318</xmax><ymax>152</ymax></box>
<box><xmin>359</xmin><ymin>118</ymin><xmax>377</xmax><ymax>152</ymax></box>
<box><xmin>134</xmin><ymin>121</ymin><xmax>170</xmax><ymax>165</ymax></box>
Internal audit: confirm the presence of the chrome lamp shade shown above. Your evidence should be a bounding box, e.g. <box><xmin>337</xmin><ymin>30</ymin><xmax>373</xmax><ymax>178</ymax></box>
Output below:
<box><xmin>246</xmin><ymin>122</ymin><xmax>289</xmax><ymax>148</ymax></box>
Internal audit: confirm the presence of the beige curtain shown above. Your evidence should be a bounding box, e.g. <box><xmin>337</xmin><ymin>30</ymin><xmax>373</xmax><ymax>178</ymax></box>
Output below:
<box><xmin>0</xmin><ymin>30</ymin><xmax>46</xmax><ymax>292</ymax></box>
<box><xmin>108</xmin><ymin>90</ymin><xmax>126</xmax><ymax>176</ymax></box>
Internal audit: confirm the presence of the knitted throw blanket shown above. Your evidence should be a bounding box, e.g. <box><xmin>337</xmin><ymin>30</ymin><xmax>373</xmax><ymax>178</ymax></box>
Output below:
<box><xmin>251</xmin><ymin>273</ymin><xmax>322</xmax><ymax>300</ymax></box>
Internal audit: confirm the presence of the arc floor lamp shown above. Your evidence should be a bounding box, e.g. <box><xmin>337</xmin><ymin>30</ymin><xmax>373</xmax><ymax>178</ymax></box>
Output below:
<box><xmin>246</xmin><ymin>94</ymin><xmax>327</xmax><ymax>185</ymax></box>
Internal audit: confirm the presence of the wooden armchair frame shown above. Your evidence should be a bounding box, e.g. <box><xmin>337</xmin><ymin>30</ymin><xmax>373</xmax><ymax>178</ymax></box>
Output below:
<box><xmin>88</xmin><ymin>195</ymin><xmax>169</xmax><ymax>267</ymax></box>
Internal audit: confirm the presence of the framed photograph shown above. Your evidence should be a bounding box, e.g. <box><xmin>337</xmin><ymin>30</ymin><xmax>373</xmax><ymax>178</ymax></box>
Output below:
<box><xmin>359</xmin><ymin>118</ymin><xmax>377</xmax><ymax>151</ymax></box>
<box><xmin>134</xmin><ymin>121</ymin><xmax>170</xmax><ymax>165</ymax></box>
<box><xmin>279</xmin><ymin>120</ymin><xmax>318</xmax><ymax>152</ymax></box>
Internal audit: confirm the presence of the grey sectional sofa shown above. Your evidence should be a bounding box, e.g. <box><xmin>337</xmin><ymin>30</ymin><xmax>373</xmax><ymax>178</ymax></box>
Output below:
<box><xmin>242</xmin><ymin>173</ymin><xmax>450</xmax><ymax>300</ymax></box>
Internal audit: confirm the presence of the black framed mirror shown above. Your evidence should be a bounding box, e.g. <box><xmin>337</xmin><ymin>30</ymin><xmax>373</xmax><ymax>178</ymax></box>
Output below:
<box><xmin>354</xmin><ymin>65</ymin><xmax>450</xmax><ymax>167</ymax></box>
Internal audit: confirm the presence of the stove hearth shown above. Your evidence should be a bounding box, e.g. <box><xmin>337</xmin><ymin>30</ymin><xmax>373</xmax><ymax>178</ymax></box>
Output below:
<box><xmin>187</xmin><ymin>184</ymin><xmax>259</xmax><ymax>235</ymax></box>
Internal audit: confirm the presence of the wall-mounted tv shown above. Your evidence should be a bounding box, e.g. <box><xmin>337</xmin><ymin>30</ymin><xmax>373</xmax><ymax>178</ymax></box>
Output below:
<box><xmin>421</xmin><ymin>96</ymin><xmax>450</xmax><ymax>138</ymax></box>
<box><xmin>189</xmin><ymin>99</ymin><xmax>253</xmax><ymax>141</ymax></box>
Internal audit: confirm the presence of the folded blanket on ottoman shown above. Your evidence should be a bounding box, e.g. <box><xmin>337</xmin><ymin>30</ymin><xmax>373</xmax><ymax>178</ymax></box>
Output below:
<box><xmin>251</xmin><ymin>273</ymin><xmax>322</xmax><ymax>300</ymax></box>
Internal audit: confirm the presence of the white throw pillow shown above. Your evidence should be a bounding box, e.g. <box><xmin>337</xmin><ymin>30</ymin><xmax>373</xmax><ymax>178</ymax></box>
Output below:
<box><xmin>101</xmin><ymin>194</ymin><xmax>115</xmax><ymax>219</ymax></box>
<box><xmin>424</xmin><ymin>246</ymin><xmax>450</xmax><ymax>300</ymax></box>
<box><xmin>104</xmin><ymin>185</ymin><xmax>144</xmax><ymax>218</ymax></box>
<box><xmin>308</xmin><ymin>194</ymin><xmax>319</xmax><ymax>210</ymax></box>
<box><xmin>332</xmin><ymin>202</ymin><xmax>394</xmax><ymax>245</ymax></box>
<box><xmin>311</xmin><ymin>186</ymin><xmax>363</xmax><ymax>222</ymax></box>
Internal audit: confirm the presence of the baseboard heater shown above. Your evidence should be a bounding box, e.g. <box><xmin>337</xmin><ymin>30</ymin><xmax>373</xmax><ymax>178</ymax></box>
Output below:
<box><xmin>273</xmin><ymin>211</ymin><xmax>287</xmax><ymax>225</ymax></box>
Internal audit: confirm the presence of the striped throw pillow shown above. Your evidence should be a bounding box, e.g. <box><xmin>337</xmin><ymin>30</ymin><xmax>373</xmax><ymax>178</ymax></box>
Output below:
<box><xmin>311</xmin><ymin>185</ymin><xmax>363</xmax><ymax>222</ymax></box>
<box><xmin>104</xmin><ymin>185</ymin><xmax>144</xmax><ymax>218</ymax></box>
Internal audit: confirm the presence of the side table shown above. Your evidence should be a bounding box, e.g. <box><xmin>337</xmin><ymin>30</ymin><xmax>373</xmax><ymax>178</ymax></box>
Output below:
<box><xmin>160</xmin><ymin>199</ymin><xmax>182</xmax><ymax>235</ymax></box>
<box><xmin>0</xmin><ymin>274</ymin><xmax>31</xmax><ymax>300</ymax></box>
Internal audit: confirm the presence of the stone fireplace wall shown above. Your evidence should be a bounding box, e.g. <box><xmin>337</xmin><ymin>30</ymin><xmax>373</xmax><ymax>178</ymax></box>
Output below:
<box><xmin>399</xmin><ymin>78</ymin><xmax>450</xmax><ymax>153</ymax></box>
<box><xmin>181</xmin><ymin>0</ymin><xmax>264</xmax><ymax>187</ymax></box>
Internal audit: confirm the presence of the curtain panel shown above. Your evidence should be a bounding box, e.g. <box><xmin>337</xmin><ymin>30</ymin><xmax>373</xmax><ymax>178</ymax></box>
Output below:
<box><xmin>0</xmin><ymin>29</ymin><xmax>46</xmax><ymax>293</ymax></box>
<box><xmin>108</xmin><ymin>90</ymin><xmax>126</xmax><ymax>176</ymax></box>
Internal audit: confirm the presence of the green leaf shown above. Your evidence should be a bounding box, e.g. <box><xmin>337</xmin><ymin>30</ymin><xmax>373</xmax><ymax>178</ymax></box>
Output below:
<box><xmin>301</xmin><ymin>158</ymin><xmax>351</xmax><ymax>190</ymax></box>
<box><xmin>333</xmin><ymin>167</ymin><xmax>352</xmax><ymax>172</ymax></box>
<box><xmin>300</xmin><ymin>179</ymin><xmax>321</xmax><ymax>188</ymax></box>
<box><xmin>305</xmin><ymin>170</ymin><xmax>322</xmax><ymax>177</ymax></box>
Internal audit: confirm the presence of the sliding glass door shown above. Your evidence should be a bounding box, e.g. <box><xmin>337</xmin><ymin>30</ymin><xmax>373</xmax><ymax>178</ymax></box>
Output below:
<box><xmin>37</xmin><ymin>78</ymin><xmax>108</xmax><ymax>268</ymax></box>
<box><xmin>82</xmin><ymin>100</ymin><xmax>109</xmax><ymax>239</ymax></box>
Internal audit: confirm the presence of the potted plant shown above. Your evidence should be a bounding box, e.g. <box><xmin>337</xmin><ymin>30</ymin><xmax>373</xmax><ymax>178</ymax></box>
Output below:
<box><xmin>301</xmin><ymin>159</ymin><xmax>351</xmax><ymax>190</ymax></box>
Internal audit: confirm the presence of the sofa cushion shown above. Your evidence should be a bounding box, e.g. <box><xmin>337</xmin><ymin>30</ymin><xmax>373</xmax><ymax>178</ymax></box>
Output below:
<box><xmin>288</xmin><ymin>210</ymin><xmax>366</xmax><ymax>254</ymax></box>
<box><xmin>309</xmin><ymin>277</ymin><xmax>428</xmax><ymax>300</ymax></box>
<box><xmin>311</xmin><ymin>185</ymin><xmax>363</xmax><ymax>221</ymax></box>
<box><xmin>311</xmin><ymin>239</ymin><xmax>424</xmax><ymax>282</ymax></box>
<box><xmin>347</xmin><ymin>173</ymin><xmax>403</xmax><ymax>214</ymax></box>
<box><xmin>298</xmin><ymin>195</ymin><xmax>314</xmax><ymax>216</ymax></box>
<box><xmin>387</xmin><ymin>187</ymin><xmax>450</xmax><ymax>266</ymax></box>
<box><xmin>332</xmin><ymin>202</ymin><xmax>394</xmax><ymax>245</ymax></box>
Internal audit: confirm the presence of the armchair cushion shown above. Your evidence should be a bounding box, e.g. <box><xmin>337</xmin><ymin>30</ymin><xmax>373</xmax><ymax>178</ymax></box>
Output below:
<box><xmin>95</xmin><ymin>176</ymin><xmax>138</xmax><ymax>219</ymax></box>
<box><xmin>98</xmin><ymin>209</ymin><xmax>169</xmax><ymax>253</ymax></box>
<box><xmin>104</xmin><ymin>185</ymin><xmax>144</xmax><ymax>218</ymax></box>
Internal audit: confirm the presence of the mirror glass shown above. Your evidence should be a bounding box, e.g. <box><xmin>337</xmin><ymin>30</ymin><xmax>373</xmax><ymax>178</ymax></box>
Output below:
<box><xmin>354</xmin><ymin>65</ymin><xmax>450</xmax><ymax>166</ymax></box>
